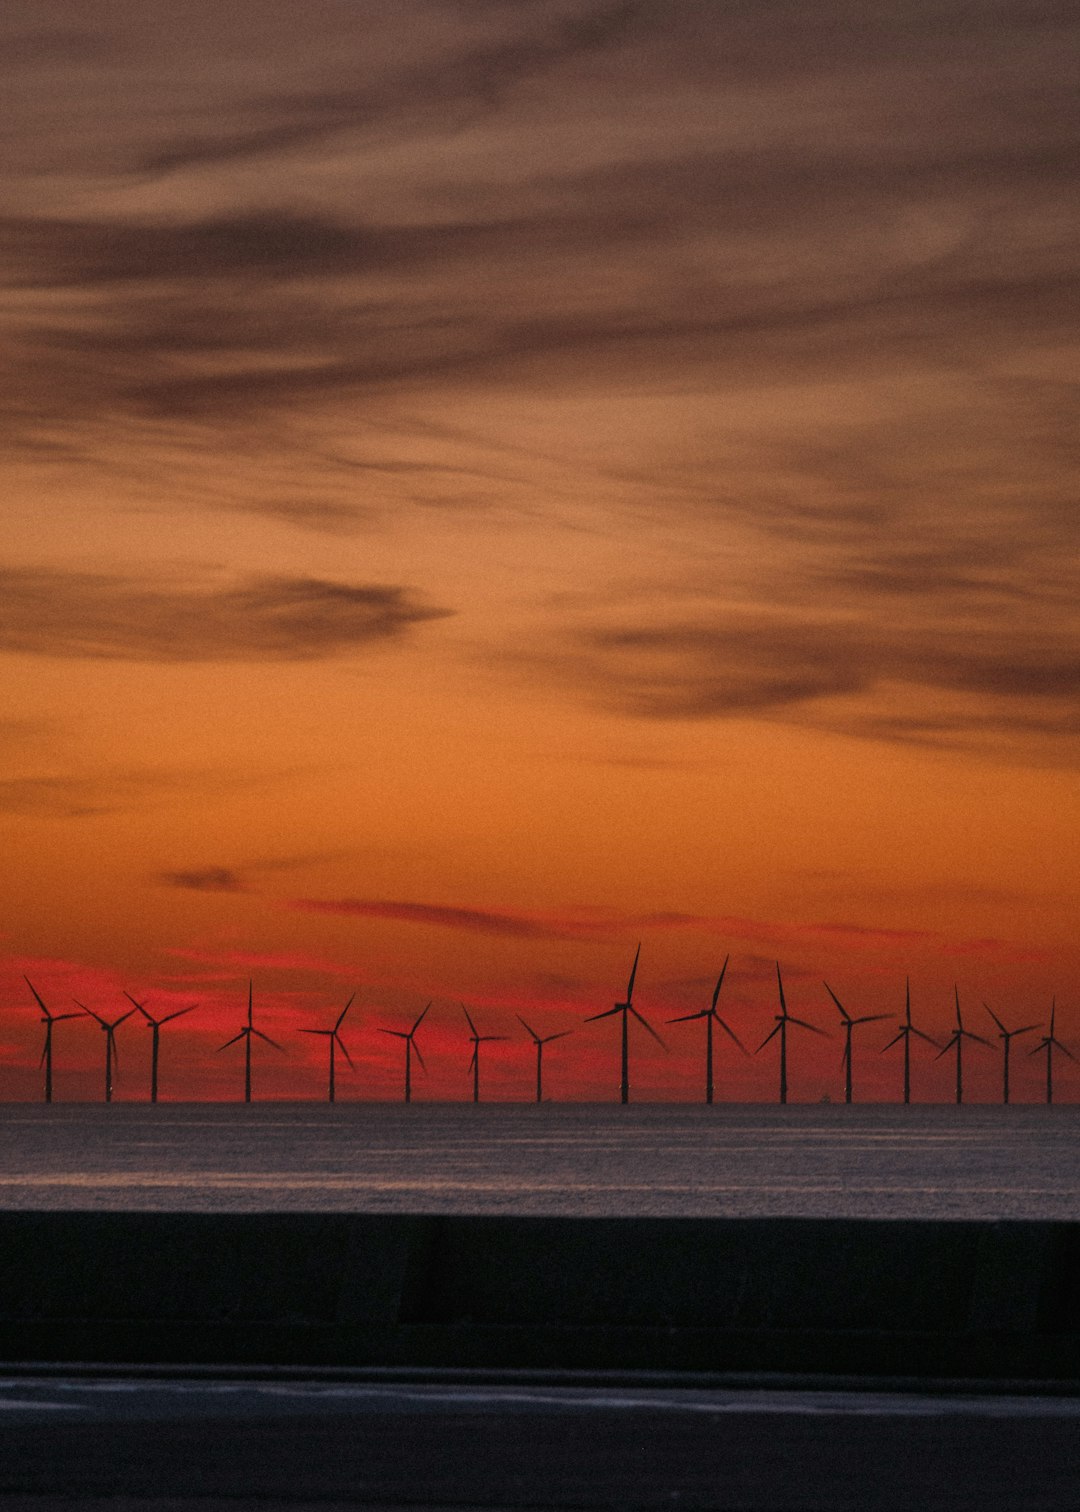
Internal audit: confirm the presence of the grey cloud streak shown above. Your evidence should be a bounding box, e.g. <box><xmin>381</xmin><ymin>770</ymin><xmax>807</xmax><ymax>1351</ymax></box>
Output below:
<box><xmin>0</xmin><ymin>570</ymin><xmax>451</xmax><ymax>662</ymax></box>
<box><xmin>3</xmin><ymin>0</ymin><xmax>1078</xmax><ymax>760</ymax></box>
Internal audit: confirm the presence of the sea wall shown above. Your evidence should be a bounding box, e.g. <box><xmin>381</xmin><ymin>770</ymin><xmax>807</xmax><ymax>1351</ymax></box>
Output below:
<box><xmin>0</xmin><ymin>1213</ymin><xmax>1078</xmax><ymax>1378</ymax></box>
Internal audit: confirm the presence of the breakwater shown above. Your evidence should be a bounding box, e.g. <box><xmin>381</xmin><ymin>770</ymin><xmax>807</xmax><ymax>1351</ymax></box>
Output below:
<box><xmin>1</xmin><ymin>1212</ymin><xmax>1078</xmax><ymax>1380</ymax></box>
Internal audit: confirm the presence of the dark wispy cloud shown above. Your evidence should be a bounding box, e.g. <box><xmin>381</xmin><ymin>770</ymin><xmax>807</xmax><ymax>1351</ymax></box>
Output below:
<box><xmin>545</xmin><ymin>605</ymin><xmax>1080</xmax><ymax>748</ymax></box>
<box><xmin>136</xmin><ymin>2</ymin><xmax>639</xmax><ymax>176</ymax></box>
<box><xmin>158</xmin><ymin>868</ymin><xmax>247</xmax><ymax>893</ymax></box>
<box><xmin>0</xmin><ymin>570</ymin><xmax>451</xmax><ymax>662</ymax></box>
<box><xmin>290</xmin><ymin>898</ymin><xmax>561</xmax><ymax>940</ymax></box>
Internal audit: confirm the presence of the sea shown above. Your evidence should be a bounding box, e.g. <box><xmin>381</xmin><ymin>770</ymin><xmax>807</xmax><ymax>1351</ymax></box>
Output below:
<box><xmin>1</xmin><ymin>1101</ymin><xmax>1078</xmax><ymax>1218</ymax></box>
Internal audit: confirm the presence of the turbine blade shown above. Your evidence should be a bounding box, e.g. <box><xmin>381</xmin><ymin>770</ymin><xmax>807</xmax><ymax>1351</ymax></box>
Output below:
<box><xmin>24</xmin><ymin>977</ymin><xmax>49</xmax><ymax>1015</ymax></box>
<box><xmin>543</xmin><ymin>1030</ymin><xmax>573</xmax><ymax>1043</ymax></box>
<box><xmin>115</xmin><ymin>1009</ymin><xmax>137</xmax><ymax>1027</ymax></box>
<box><xmin>667</xmin><ymin>1009</ymin><xmax>708</xmax><ymax>1024</ymax></box>
<box><xmin>468</xmin><ymin>1045</ymin><xmax>477</xmax><ymax>1072</ymax></box>
<box><xmin>75</xmin><ymin>1001</ymin><xmax>106</xmax><ymax>1027</ymax></box>
<box><xmin>629</xmin><ymin>1004</ymin><xmax>667</xmax><ymax>1050</ymax></box>
<box><xmin>960</xmin><ymin>1030</ymin><xmax>992</xmax><ymax>1048</ymax></box>
<box><xmin>716</xmin><ymin>1017</ymin><xmax>749</xmax><ymax>1055</ymax></box>
<box><xmin>934</xmin><ymin>1034</ymin><xmax>957</xmax><ymax>1061</ymax></box>
<box><xmin>626</xmin><ymin>942</ymin><xmax>641</xmax><ymax>1003</ymax></box>
<box><xmin>412</xmin><ymin>1001</ymin><xmax>432</xmax><ymax>1034</ymax></box>
<box><xmin>413</xmin><ymin>1042</ymin><xmax>428</xmax><ymax>1074</ymax></box>
<box><xmin>379</xmin><ymin>1028</ymin><xmax>407</xmax><ymax>1040</ymax></box>
<box><xmin>516</xmin><ymin>1016</ymin><xmax>541</xmax><ymax>1042</ymax></box>
<box><xmin>38</xmin><ymin>1040</ymin><xmax>48</xmax><ymax>1070</ymax></box>
<box><xmin>1013</xmin><ymin>1024</ymin><xmax>1040</xmax><ymax>1037</ymax></box>
<box><xmin>1053</xmin><ymin>1038</ymin><xmax>1077</xmax><ymax>1062</ymax></box>
<box><xmin>335</xmin><ymin>993</ymin><xmax>356</xmax><ymax>1031</ymax></box>
<box><xmin>789</xmin><ymin>1015</ymin><xmax>829</xmax><ymax>1037</ymax></box>
<box><xmin>298</xmin><ymin>1028</ymin><xmax>330</xmax><ymax>1037</ymax></box>
<box><xmin>160</xmin><ymin>1005</ymin><xmax>198</xmax><ymax>1024</ymax></box>
<box><xmin>880</xmin><ymin>1032</ymin><xmax>904</xmax><ymax>1052</ymax></box>
<box><xmin>123</xmin><ymin>991</ymin><xmax>151</xmax><ymax>1021</ymax></box>
<box><xmin>461</xmin><ymin>1004</ymin><xmax>478</xmax><ymax>1037</ymax></box>
<box><xmin>710</xmin><ymin>955</ymin><xmax>730</xmax><ymax>1013</ymax></box>
<box><xmin>909</xmin><ymin>1028</ymin><xmax>940</xmax><ymax>1048</ymax></box>
<box><xmin>585</xmin><ymin>1005</ymin><xmax>622</xmax><ymax>1022</ymax></box>
<box><xmin>251</xmin><ymin>1029</ymin><xmax>285</xmax><ymax>1051</ymax></box>
<box><xmin>336</xmin><ymin>1035</ymin><xmax>356</xmax><ymax>1071</ymax></box>
<box><xmin>853</xmin><ymin>1014</ymin><xmax>891</xmax><ymax>1026</ymax></box>
<box><xmin>218</xmin><ymin>1032</ymin><xmax>246</xmax><ymax>1051</ymax></box>
<box><xmin>983</xmin><ymin>1002</ymin><xmax>1007</xmax><ymax>1035</ymax></box>
<box><xmin>756</xmin><ymin>1023</ymin><xmax>781</xmax><ymax>1054</ymax></box>
<box><xmin>822</xmin><ymin>981</ymin><xmax>850</xmax><ymax>1022</ymax></box>
<box><xmin>775</xmin><ymin>962</ymin><xmax>788</xmax><ymax>1017</ymax></box>
<box><xmin>53</xmin><ymin>1012</ymin><xmax>83</xmax><ymax>1023</ymax></box>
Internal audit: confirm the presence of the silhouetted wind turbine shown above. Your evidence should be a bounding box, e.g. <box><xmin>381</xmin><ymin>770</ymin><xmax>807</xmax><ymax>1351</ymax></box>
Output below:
<box><xmin>586</xmin><ymin>945</ymin><xmax>666</xmax><ymax>1104</ymax></box>
<box><xmin>124</xmin><ymin>993</ymin><xmax>197</xmax><ymax>1104</ymax></box>
<box><xmin>300</xmin><ymin>993</ymin><xmax>356</xmax><ymax>1103</ymax></box>
<box><xmin>756</xmin><ymin>963</ymin><xmax>828</xmax><ymax>1105</ymax></box>
<box><xmin>1029</xmin><ymin>999</ymin><xmax>1074</xmax><ymax>1105</ymax></box>
<box><xmin>881</xmin><ymin>978</ymin><xmax>938</xmax><ymax>1105</ymax></box>
<box><xmin>379</xmin><ymin>1002</ymin><xmax>430</xmax><ymax>1104</ymax></box>
<box><xmin>935</xmin><ymin>987</ymin><xmax>991</xmax><ymax>1105</ymax></box>
<box><xmin>217</xmin><ymin>981</ymin><xmax>284</xmax><ymax>1103</ymax></box>
<box><xmin>25</xmin><ymin>978</ymin><xmax>82</xmax><ymax>1104</ymax></box>
<box><xmin>76</xmin><ymin>1002</ymin><xmax>136</xmax><ymax>1103</ymax></box>
<box><xmin>666</xmin><ymin>956</ymin><xmax>747</xmax><ymax>1104</ymax></box>
<box><xmin>983</xmin><ymin>1002</ymin><xmax>1038</xmax><ymax>1105</ymax></box>
<box><xmin>517</xmin><ymin>1017</ymin><xmax>572</xmax><ymax>1103</ymax></box>
<box><xmin>823</xmin><ymin>983</ymin><xmax>889</xmax><ymax>1105</ymax></box>
<box><xmin>462</xmin><ymin>1005</ymin><xmax>507</xmax><ymax>1103</ymax></box>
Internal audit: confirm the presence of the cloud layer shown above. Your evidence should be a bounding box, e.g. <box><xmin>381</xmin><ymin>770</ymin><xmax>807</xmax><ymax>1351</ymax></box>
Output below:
<box><xmin>0</xmin><ymin>570</ymin><xmax>450</xmax><ymax>662</ymax></box>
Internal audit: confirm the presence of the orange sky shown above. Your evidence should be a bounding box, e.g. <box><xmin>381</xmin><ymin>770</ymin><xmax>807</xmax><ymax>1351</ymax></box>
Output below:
<box><xmin>1</xmin><ymin>0</ymin><xmax>1078</xmax><ymax>1102</ymax></box>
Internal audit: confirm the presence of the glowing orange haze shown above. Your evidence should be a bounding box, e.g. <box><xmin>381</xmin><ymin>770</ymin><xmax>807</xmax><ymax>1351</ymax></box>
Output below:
<box><xmin>1</xmin><ymin>1</ymin><xmax>1078</xmax><ymax>1101</ymax></box>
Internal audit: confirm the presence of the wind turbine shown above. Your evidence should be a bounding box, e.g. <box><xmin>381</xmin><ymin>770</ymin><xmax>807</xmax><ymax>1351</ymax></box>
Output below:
<box><xmin>881</xmin><ymin>978</ymin><xmax>938</xmax><ymax>1105</ymax></box>
<box><xmin>1029</xmin><ymin>999</ymin><xmax>1074</xmax><ymax>1106</ymax></box>
<box><xmin>983</xmin><ymin>1002</ymin><xmax>1039</xmax><ymax>1105</ymax></box>
<box><xmin>124</xmin><ymin>992</ymin><xmax>197</xmax><ymax>1104</ymax></box>
<box><xmin>299</xmin><ymin>993</ymin><xmax>356</xmax><ymax>1103</ymax></box>
<box><xmin>823</xmin><ymin>983</ymin><xmax>889</xmax><ymax>1105</ymax></box>
<box><xmin>217</xmin><ymin>981</ymin><xmax>284</xmax><ymax>1103</ymax></box>
<box><xmin>586</xmin><ymin>944</ymin><xmax>666</xmax><ymax>1104</ymax></box>
<box><xmin>666</xmin><ymin>956</ymin><xmax>747</xmax><ymax>1104</ymax></box>
<box><xmin>462</xmin><ymin>1006</ymin><xmax>507</xmax><ymax>1103</ymax></box>
<box><xmin>379</xmin><ymin>1002</ymin><xmax>430</xmax><ymax>1104</ymax></box>
<box><xmin>755</xmin><ymin>963</ymin><xmax>828</xmax><ymax>1105</ymax></box>
<box><xmin>25</xmin><ymin>978</ymin><xmax>82</xmax><ymax>1104</ymax></box>
<box><xmin>517</xmin><ymin>1017</ymin><xmax>572</xmax><ymax>1103</ymax></box>
<box><xmin>76</xmin><ymin>1002</ymin><xmax>136</xmax><ymax>1103</ymax></box>
<box><xmin>935</xmin><ymin>987</ymin><xmax>991</xmax><ymax>1105</ymax></box>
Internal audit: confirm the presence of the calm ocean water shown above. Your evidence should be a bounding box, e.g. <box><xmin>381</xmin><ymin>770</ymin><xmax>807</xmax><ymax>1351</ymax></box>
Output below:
<box><xmin>1</xmin><ymin>1102</ymin><xmax>1078</xmax><ymax>1218</ymax></box>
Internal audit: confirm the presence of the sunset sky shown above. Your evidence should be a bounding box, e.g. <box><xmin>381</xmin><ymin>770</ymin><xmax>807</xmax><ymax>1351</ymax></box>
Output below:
<box><xmin>2</xmin><ymin>0</ymin><xmax>1078</xmax><ymax>1102</ymax></box>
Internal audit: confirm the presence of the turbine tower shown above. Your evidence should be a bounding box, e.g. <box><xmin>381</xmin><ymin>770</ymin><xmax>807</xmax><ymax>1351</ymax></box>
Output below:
<box><xmin>76</xmin><ymin>1002</ymin><xmax>136</xmax><ymax>1103</ymax></box>
<box><xmin>935</xmin><ymin>986</ymin><xmax>990</xmax><ymax>1105</ymax></box>
<box><xmin>299</xmin><ymin>993</ymin><xmax>356</xmax><ymax>1103</ymax></box>
<box><xmin>881</xmin><ymin>978</ymin><xmax>938</xmax><ymax>1105</ymax></box>
<box><xmin>1029</xmin><ymin>999</ymin><xmax>1074</xmax><ymax>1105</ymax></box>
<box><xmin>666</xmin><ymin>955</ymin><xmax>747</xmax><ymax>1104</ymax></box>
<box><xmin>124</xmin><ymin>993</ymin><xmax>197</xmax><ymax>1104</ymax></box>
<box><xmin>983</xmin><ymin>1002</ymin><xmax>1038</xmax><ymax>1105</ymax></box>
<box><xmin>755</xmin><ymin>963</ymin><xmax>827</xmax><ymax>1105</ymax></box>
<box><xmin>379</xmin><ymin>1002</ymin><xmax>430</xmax><ymax>1104</ymax></box>
<box><xmin>517</xmin><ymin>1017</ymin><xmax>572</xmax><ymax>1103</ymax></box>
<box><xmin>25</xmin><ymin>978</ymin><xmax>82</xmax><ymax>1104</ymax></box>
<box><xmin>586</xmin><ymin>945</ymin><xmax>665</xmax><ymax>1104</ymax></box>
<box><xmin>823</xmin><ymin>983</ymin><xmax>889</xmax><ymax>1104</ymax></box>
<box><xmin>462</xmin><ymin>1006</ymin><xmax>507</xmax><ymax>1103</ymax></box>
<box><xmin>217</xmin><ymin>981</ymin><xmax>284</xmax><ymax>1103</ymax></box>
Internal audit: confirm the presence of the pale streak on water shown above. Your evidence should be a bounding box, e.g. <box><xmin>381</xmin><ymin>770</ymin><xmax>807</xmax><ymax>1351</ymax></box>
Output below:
<box><xmin>0</xmin><ymin>1103</ymin><xmax>1078</xmax><ymax>1219</ymax></box>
